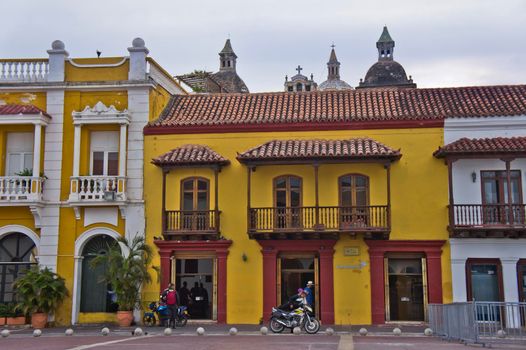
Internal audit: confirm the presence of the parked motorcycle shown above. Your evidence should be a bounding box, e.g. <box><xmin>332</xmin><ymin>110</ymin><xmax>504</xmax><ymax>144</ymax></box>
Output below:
<box><xmin>269</xmin><ymin>303</ymin><xmax>320</xmax><ymax>334</ymax></box>
<box><xmin>143</xmin><ymin>302</ymin><xmax>189</xmax><ymax>327</ymax></box>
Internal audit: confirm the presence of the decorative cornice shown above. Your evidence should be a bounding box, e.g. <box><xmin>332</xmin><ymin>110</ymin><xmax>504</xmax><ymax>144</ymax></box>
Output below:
<box><xmin>72</xmin><ymin>101</ymin><xmax>130</xmax><ymax>125</ymax></box>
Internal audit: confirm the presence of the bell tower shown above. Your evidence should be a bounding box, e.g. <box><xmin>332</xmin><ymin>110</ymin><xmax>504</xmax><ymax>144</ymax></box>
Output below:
<box><xmin>219</xmin><ymin>39</ymin><xmax>237</xmax><ymax>71</ymax></box>
<box><xmin>376</xmin><ymin>26</ymin><xmax>395</xmax><ymax>61</ymax></box>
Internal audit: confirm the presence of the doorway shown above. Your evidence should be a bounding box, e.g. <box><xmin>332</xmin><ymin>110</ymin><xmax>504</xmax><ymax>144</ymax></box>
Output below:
<box><xmin>277</xmin><ymin>255</ymin><xmax>319</xmax><ymax>316</ymax></box>
<box><xmin>172</xmin><ymin>256</ymin><xmax>216</xmax><ymax>320</ymax></box>
<box><xmin>385</xmin><ymin>257</ymin><xmax>426</xmax><ymax>322</ymax></box>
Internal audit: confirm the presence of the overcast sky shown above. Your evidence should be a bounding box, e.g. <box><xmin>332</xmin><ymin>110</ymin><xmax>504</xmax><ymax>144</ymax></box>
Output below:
<box><xmin>1</xmin><ymin>0</ymin><xmax>525</xmax><ymax>92</ymax></box>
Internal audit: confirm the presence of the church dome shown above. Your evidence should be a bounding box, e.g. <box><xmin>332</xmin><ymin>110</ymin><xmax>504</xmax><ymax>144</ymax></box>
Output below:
<box><xmin>361</xmin><ymin>60</ymin><xmax>413</xmax><ymax>88</ymax></box>
<box><xmin>319</xmin><ymin>79</ymin><xmax>352</xmax><ymax>91</ymax></box>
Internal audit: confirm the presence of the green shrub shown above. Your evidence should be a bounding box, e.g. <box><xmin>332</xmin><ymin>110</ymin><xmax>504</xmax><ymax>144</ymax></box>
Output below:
<box><xmin>14</xmin><ymin>267</ymin><xmax>68</xmax><ymax>314</ymax></box>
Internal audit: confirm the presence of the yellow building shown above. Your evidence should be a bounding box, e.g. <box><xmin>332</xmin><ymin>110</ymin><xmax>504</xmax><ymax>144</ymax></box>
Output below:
<box><xmin>0</xmin><ymin>38</ymin><xmax>185</xmax><ymax>325</ymax></box>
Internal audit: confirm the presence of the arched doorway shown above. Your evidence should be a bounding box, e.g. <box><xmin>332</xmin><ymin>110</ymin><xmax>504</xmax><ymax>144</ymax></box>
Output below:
<box><xmin>79</xmin><ymin>235</ymin><xmax>119</xmax><ymax>313</ymax></box>
<box><xmin>0</xmin><ymin>232</ymin><xmax>37</xmax><ymax>303</ymax></box>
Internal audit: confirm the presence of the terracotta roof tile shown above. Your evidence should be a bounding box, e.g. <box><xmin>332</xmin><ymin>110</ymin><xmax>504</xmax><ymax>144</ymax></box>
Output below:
<box><xmin>237</xmin><ymin>138</ymin><xmax>401</xmax><ymax>163</ymax></box>
<box><xmin>149</xmin><ymin>85</ymin><xmax>526</xmax><ymax>130</ymax></box>
<box><xmin>434</xmin><ymin>137</ymin><xmax>526</xmax><ymax>158</ymax></box>
<box><xmin>152</xmin><ymin>144</ymin><xmax>230</xmax><ymax>167</ymax></box>
<box><xmin>0</xmin><ymin>104</ymin><xmax>50</xmax><ymax>117</ymax></box>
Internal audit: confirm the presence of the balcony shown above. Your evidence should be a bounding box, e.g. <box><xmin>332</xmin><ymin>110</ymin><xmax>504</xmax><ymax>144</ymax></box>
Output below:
<box><xmin>248</xmin><ymin>205</ymin><xmax>390</xmax><ymax>239</ymax></box>
<box><xmin>69</xmin><ymin>176</ymin><xmax>126</xmax><ymax>206</ymax></box>
<box><xmin>0</xmin><ymin>176</ymin><xmax>44</xmax><ymax>203</ymax></box>
<box><xmin>163</xmin><ymin>210</ymin><xmax>220</xmax><ymax>240</ymax></box>
<box><xmin>449</xmin><ymin>204</ymin><xmax>526</xmax><ymax>238</ymax></box>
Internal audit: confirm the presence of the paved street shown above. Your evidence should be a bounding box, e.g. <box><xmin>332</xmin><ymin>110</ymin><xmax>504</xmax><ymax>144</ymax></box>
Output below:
<box><xmin>1</xmin><ymin>327</ymin><xmax>525</xmax><ymax>350</ymax></box>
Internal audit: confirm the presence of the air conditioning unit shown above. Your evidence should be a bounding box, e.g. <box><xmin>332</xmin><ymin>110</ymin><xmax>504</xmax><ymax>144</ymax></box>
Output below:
<box><xmin>104</xmin><ymin>190</ymin><xmax>116</xmax><ymax>201</ymax></box>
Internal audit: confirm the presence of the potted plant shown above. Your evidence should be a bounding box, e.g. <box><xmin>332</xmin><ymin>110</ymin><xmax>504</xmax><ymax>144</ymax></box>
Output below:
<box><xmin>90</xmin><ymin>235</ymin><xmax>157</xmax><ymax>327</ymax></box>
<box><xmin>4</xmin><ymin>303</ymin><xmax>26</xmax><ymax>325</ymax></box>
<box><xmin>14</xmin><ymin>267</ymin><xmax>68</xmax><ymax>328</ymax></box>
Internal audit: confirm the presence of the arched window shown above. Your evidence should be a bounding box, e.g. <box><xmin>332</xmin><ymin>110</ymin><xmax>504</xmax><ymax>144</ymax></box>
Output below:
<box><xmin>296</xmin><ymin>83</ymin><xmax>303</xmax><ymax>92</ymax></box>
<box><xmin>80</xmin><ymin>235</ymin><xmax>119</xmax><ymax>313</ymax></box>
<box><xmin>339</xmin><ymin>174</ymin><xmax>369</xmax><ymax>226</ymax></box>
<box><xmin>0</xmin><ymin>233</ymin><xmax>37</xmax><ymax>303</ymax></box>
<box><xmin>181</xmin><ymin>177</ymin><xmax>210</xmax><ymax>230</ymax></box>
<box><xmin>274</xmin><ymin>176</ymin><xmax>302</xmax><ymax>228</ymax></box>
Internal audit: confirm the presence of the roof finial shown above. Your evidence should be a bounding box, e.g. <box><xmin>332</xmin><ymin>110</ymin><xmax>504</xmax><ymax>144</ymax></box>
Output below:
<box><xmin>331</xmin><ymin>42</ymin><xmax>335</xmax><ymax>49</ymax></box>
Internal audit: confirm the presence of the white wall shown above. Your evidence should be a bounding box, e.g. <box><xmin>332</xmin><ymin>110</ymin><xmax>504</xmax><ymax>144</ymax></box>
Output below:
<box><xmin>450</xmin><ymin>239</ymin><xmax>525</xmax><ymax>303</ymax></box>
<box><xmin>444</xmin><ymin>115</ymin><xmax>526</xmax><ymax>143</ymax></box>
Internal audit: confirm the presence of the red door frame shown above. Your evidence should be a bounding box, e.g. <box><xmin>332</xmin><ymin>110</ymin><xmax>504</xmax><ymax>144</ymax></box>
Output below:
<box><xmin>154</xmin><ymin>240</ymin><xmax>232</xmax><ymax>323</ymax></box>
<box><xmin>258</xmin><ymin>239</ymin><xmax>336</xmax><ymax>324</ymax></box>
<box><xmin>365</xmin><ymin>240</ymin><xmax>445</xmax><ymax>324</ymax></box>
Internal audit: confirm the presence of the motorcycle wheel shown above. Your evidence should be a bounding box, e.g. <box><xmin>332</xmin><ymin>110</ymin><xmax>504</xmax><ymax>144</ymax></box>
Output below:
<box><xmin>269</xmin><ymin>317</ymin><xmax>285</xmax><ymax>333</ymax></box>
<box><xmin>176</xmin><ymin>318</ymin><xmax>188</xmax><ymax>327</ymax></box>
<box><xmin>142</xmin><ymin>314</ymin><xmax>156</xmax><ymax>327</ymax></box>
<box><xmin>304</xmin><ymin>318</ymin><xmax>320</xmax><ymax>334</ymax></box>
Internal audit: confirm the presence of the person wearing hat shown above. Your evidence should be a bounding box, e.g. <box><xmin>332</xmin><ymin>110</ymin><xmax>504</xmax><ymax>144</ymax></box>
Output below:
<box><xmin>304</xmin><ymin>281</ymin><xmax>315</xmax><ymax>310</ymax></box>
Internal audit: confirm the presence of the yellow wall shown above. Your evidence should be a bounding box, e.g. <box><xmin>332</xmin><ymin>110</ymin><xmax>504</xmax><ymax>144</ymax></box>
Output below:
<box><xmin>144</xmin><ymin>127</ymin><xmax>451</xmax><ymax>325</ymax></box>
<box><xmin>65</xmin><ymin>58</ymin><xmax>129</xmax><ymax>82</ymax></box>
<box><xmin>149</xmin><ymin>85</ymin><xmax>172</xmax><ymax>121</ymax></box>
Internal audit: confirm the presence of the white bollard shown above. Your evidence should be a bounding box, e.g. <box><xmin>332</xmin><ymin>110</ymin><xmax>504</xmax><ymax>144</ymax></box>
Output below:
<box><xmin>325</xmin><ymin>327</ymin><xmax>335</xmax><ymax>336</ymax></box>
<box><xmin>260</xmin><ymin>326</ymin><xmax>268</xmax><ymax>335</ymax></box>
<box><xmin>229</xmin><ymin>327</ymin><xmax>238</xmax><ymax>336</ymax></box>
<box><xmin>393</xmin><ymin>327</ymin><xmax>402</xmax><ymax>336</ymax></box>
<box><xmin>424</xmin><ymin>328</ymin><xmax>433</xmax><ymax>336</ymax></box>
<box><xmin>359</xmin><ymin>328</ymin><xmax>368</xmax><ymax>336</ymax></box>
<box><xmin>164</xmin><ymin>327</ymin><xmax>172</xmax><ymax>336</ymax></box>
<box><xmin>65</xmin><ymin>328</ymin><xmax>74</xmax><ymax>336</ymax></box>
<box><xmin>101</xmin><ymin>327</ymin><xmax>110</xmax><ymax>336</ymax></box>
<box><xmin>293</xmin><ymin>327</ymin><xmax>301</xmax><ymax>335</ymax></box>
<box><xmin>33</xmin><ymin>329</ymin><xmax>42</xmax><ymax>337</ymax></box>
<box><xmin>1</xmin><ymin>329</ymin><xmax>10</xmax><ymax>338</ymax></box>
<box><xmin>196</xmin><ymin>327</ymin><xmax>205</xmax><ymax>336</ymax></box>
<box><xmin>497</xmin><ymin>329</ymin><xmax>506</xmax><ymax>338</ymax></box>
<box><xmin>134</xmin><ymin>328</ymin><xmax>143</xmax><ymax>336</ymax></box>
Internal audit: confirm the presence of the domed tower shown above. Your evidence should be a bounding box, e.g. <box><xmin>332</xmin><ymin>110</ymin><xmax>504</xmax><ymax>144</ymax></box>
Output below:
<box><xmin>357</xmin><ymin>26</ymin><xmax>416</xmax><ymax>89</ymax></box>
<box><xmin>319</xmin><ymin>45</ymin><xmax>352</xmax><ymax>91</ymax></box>
<box><xmin>284</xmin><ymin>65</ymin><xmax>317</xmax><ymax>92</ymax></box>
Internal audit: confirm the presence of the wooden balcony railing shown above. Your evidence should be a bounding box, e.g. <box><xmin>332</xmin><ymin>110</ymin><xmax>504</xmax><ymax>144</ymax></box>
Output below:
<box><xmin>163</xmin><ymin>210</ymin><xmax>220</xmax><ymax>237</ymax></box>
<box><xmin>248</xmin><ymin>205</ymin><xmax>389</xmax><ymax>237</ymax></box>
<box><xmin>451</xmin><ymin>204</ymin><xmax>526</xmax><ymax>227</ymax></box>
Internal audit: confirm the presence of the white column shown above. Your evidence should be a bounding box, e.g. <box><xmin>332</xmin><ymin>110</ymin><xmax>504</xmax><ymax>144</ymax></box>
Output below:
<box><xmin>72</xmin><ymin>124</ymin><xmax>81</xmax><ymax>177</ymax></box>
<box><xmin>502</xmin><ymin>258</ymin><xmax>520</xmax><ymax>303</ymax></box>
<box><xmin>451</xmin><ymin>258</ymin><xmax>468</xmax><ymax>302</ymax></box>
<box><xmin>32</xmin><ymin>123</ymin><xmax>42</xmax><ymax>177</ymax></box>
<box><xmin>71</xmin><ymin>255</ymin><xmax>83</xmax><ymax>325</ymax></box>
<box><xmin>128</xmin><ymin>38</ymin><xmax>149</xmax><ymax>81</ymax></box>
<box><xmin>47</xmin><ymin>40</ymin><xmax>68</xmax><ymax>82</ymax></box>
<box><xmin>119</xmin><ymin>124</ymin><xmax>127</xmax><ymax>176</ymax></box>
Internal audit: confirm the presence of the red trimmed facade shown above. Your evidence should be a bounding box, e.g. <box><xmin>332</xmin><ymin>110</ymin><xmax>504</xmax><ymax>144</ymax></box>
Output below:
<box><xmin>365</xmin><ymin>240</ymin><xmax>445</xmax><ymax>324</ymax></box>
<box><xmin>258</xmin><ymin>240</ymin><xmax>336</xmax><ymax>324</ymax></box>
<box><xmin>154</xmin><ymin>240</ymin><xmax>232</xmax><ymax>323</ymax></box>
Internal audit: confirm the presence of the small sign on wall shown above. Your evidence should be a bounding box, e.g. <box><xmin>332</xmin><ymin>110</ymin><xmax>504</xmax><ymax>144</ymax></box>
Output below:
<box><xmin>343</xmin><ymin>246</ymin><xmax>360</xmax><ymax>256</ymax></box>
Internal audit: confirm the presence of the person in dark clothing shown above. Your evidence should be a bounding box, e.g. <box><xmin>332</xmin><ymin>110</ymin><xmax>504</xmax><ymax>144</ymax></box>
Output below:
<box><xmin>199</xmin><ymin>282</ymin><xmax>209</xmax><ymax>318</ymax></box>
<box><xmin>161</xmin><ymin>283</ymin><xmax>179</xmax><ymax>328</ymax></box>
<box><xmin>178</xmin><ymin>281</ymin><xmax>190</xmax><ymax>307</ymax></box>
<box><xmin>190</xmin><ymin>282</ymin><xmax>200</xmax><ymax>317</ymax></box>
<box><xmin>278</xmin><ymin>288</ymin><xmax>306</xmax><ymax>311</ymax></box>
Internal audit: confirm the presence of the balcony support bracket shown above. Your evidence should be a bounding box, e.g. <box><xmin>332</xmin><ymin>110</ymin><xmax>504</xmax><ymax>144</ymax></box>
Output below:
<box><xmin>72</xmin><ymin>206</ymin><xmax>81</xmax><ymax>220</ymax></box>
<box><xmin>119</xmin><ymin>205</ymin><xmax>127</xmax><ymax>219</ymax></box>
<box><xmin>29</xmin><ymin>204</ymin><xmax>43</xmax><ymax>228</ymax></box>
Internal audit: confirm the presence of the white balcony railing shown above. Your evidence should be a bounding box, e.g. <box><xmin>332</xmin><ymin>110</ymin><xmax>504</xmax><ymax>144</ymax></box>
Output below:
<box><xmin>0</xmin><ymin>176</ymin><xmax>44</xmax><ymax>202</ymax></box>
<box><xmin>0</xmin><ymin>59</ymin><xmax>49</xmax><ymax>82</ymax></box>
<box><xmin>69</xmin><ymin>176</ymin><xmax>126</xmax><ymax>202</ymax></box>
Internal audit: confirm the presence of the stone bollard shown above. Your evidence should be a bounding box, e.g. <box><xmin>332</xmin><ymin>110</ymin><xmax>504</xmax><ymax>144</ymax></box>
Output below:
<box><xmin>424</xmin><ymin>328</ymin><xmax>433</xmax><ymax>336</ymax></box>
<box><xmin>33</xmin><ymin>329</ymin><xmax>42</xmax><ymax>337</ymax></box>
<box><xmin>393</xmin><ymin>327</ymin><xmax>402</xmax><ymax>336</ymax></box>
<box><xmin>101</xmin><ymin>327</ymin><xmax>110</xmax><ymax>336</ymax></box>
<box><xmin>164</xmin><ymin>328</ymin><xmax>172</xmax><ymax>336</ymax></box>
<box><xmin>359</xmin><ymin>328</ymin><xmax>368</xmax><ymax>336</ymax></box>
<box><xmin>260</xmin><ymin>326</ymin><xmax>268</xmax><ymax>335</ymax></box>
<box><xmin>229</xmin><ymin>327</ymin><xmax>238</xmax><ymax>336</ymax></box>
<box><xmin>196</xmin><ymin>327</ymin><xmax>205</xmax><ymax>336</ymax></box>
<box><xmin>293</xmin><ymin>327</ymin><xmax>301</xmax><ymax>335</ymax></box>
<box><xmin>497</xmin><ymin>329</ymin><xmax>506</xmax><ymax>338</ymax></box>
<box><xmin>325</xmin><ymin>327</ymin><xmax>335</xmax><ymax>336</ymax></box>
<box><xmin>1</xmin><ymin>329</ymin><xmax>10</xmax><ymax>338</ymax></box>
<box><xmin>134</xmin><ymin>328</ymin><xmax>143</xmax><ymax>336</ymax></box>
<box><xmin>65</xmin><ymin>328</ymin><xmax>74</xmax><ymax>336</ymax></box>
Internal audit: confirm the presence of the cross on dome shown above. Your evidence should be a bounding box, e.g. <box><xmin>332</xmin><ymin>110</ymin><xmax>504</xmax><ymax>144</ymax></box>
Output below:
<box><xmin>296</xmin><ymin>65</ymin><xmax>303</xmax><ymax>75</ymax></box>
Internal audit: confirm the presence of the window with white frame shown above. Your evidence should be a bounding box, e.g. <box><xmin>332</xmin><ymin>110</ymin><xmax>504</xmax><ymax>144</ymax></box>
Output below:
<box><xmin>6</xmin><ymin>133</ymin><xmax>34</xmax><ymax>176</ymax></box>
<box><xmin>90</xmin><ymin>131</ymin><xmax>119</xmax><ymax>176</ymax></box>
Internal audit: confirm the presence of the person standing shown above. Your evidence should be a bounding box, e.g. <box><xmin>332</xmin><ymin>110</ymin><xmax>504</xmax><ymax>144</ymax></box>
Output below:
<box><xmin>304</xmin><ymin>281</ymin><xmax>315</xmax><ymax>310</ymax></box>
<box><xmin>161</xmin><ymin>283</ymin><xmax>179</xmax><ymax>328</ymax></box>
<box><xmin>178</xmin><ymin>281</ymin><xmax>190</xmax><ymax>307</ymax></box>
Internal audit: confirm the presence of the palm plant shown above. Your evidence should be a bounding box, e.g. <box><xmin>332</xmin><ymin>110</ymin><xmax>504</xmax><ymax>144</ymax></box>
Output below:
<box><xmin>90</xmin><ymin>235</ymin><xmax>158</xmax><ymax>311</ymax></box>
<box><xmin>14</xmin><ymin>267</ymin><xmax>68</xmax><ymax>315</ymax></box>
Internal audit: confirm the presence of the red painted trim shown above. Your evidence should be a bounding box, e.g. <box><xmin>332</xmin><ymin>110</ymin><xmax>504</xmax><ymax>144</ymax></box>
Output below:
<box><xmin>154</xmin><ymin>240</ymin><xmax>232</xmax><ymax>323</ymax></box>
<box><xmin>257</xmin><ymin>240</ymin><xmax>336</xmax><ymax>324</ymax></box>
<box><xmin>365</xmin><ymin>240</ymin><xmax>446</xmax><ymax>324</ymax></box>
<box><xmin>144</xmin><ymin>120</ymin><xmax>443</xmax><ymax>136</ymax></box>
